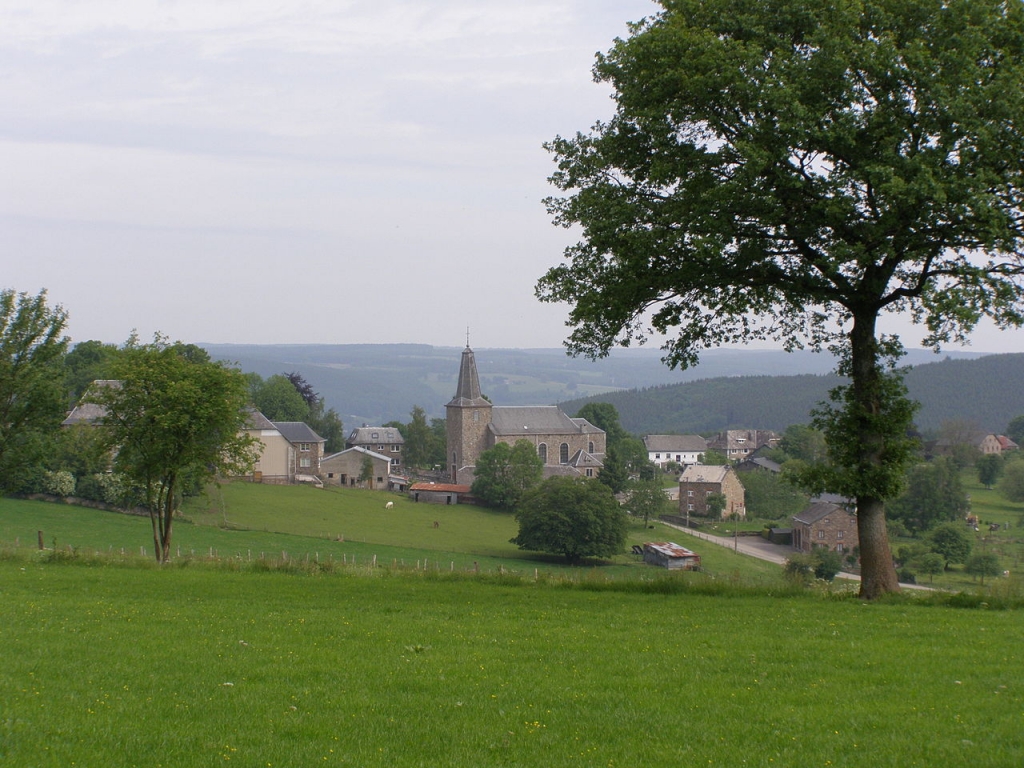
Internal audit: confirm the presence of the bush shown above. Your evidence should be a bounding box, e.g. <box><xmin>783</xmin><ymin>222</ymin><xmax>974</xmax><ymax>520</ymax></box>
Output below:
<box><xmin>41</xmin><ymin>470</ymin><xmax>75</xmax><ymax>497</ymax></box>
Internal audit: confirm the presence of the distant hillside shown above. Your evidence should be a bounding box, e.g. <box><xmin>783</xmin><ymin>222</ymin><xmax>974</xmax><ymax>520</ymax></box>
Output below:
<box><xmin>201</xmin><ymin>342</ymin><xmax>996</xmax><ymax>433</ymax></box>
<box><xmin>201</xmin><ymin>343</ymin><xmax>854</xmax><ymax>426</ymax></box>
<box><xmin>558</xmin><ymin>353</ymin><xmax>1024</xmax><ymax>436</ymax></box>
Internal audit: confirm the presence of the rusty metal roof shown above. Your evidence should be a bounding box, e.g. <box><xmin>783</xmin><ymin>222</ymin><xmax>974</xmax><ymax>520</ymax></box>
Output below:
<box><xmin>644</xmin><ymin>542</ymin><xmax>699</xmax><ymax>558</ymax></box>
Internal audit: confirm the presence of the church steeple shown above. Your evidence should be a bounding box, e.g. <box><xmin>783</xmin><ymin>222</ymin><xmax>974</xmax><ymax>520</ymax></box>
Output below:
<box><xmin>447</xmin><ymin>345</ymin><xmax>489</xmax><ymax>407</ymax></box>
<box><xmin>445</xmin><ymin>344</ymin><xmax>492</xmax><ymax>482</ymax></box>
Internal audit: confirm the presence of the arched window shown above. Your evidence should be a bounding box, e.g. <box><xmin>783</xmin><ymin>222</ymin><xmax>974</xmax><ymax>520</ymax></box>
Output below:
<box><xmin>588</xmin><ymin>441</ymin><xmax>595</xmax><ymax>454</ymax></box>
<box><xmin>559</xmin><ymin>443</ymin><xmax>569</xmax><ymax>464</ymax></box>
<box><xmin>538</xmin><ymin>443</ymin><xmax>547</xmax><ymax>463</ymax></box>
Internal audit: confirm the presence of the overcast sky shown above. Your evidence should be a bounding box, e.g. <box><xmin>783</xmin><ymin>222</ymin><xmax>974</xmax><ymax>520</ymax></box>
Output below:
<box><xmin>3</xmin><ymin>0</ymin><xmax>1022</xmax><ymax>355</ymax></box>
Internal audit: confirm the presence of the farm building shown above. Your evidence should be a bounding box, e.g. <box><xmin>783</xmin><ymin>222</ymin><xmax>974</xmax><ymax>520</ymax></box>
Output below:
<box><xmin>642</xmin><ymin>542</ymin><xmax>701</xmax><ymax>570</ymax></box>
<box><xmin>408</xmin><ymin>482</ymin><xmax>471</xmax><ymax>505</ymax></box>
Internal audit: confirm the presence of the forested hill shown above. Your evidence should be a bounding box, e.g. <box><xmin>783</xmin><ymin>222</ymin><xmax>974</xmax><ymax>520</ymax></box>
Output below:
<box><xmin>558</xmin><ymin>353</ymin><xmax>1024</xmax><ymax>436</ymax></box>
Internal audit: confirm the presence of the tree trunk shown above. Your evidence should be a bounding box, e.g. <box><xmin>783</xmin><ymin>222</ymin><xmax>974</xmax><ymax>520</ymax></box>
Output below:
<box><xmin>849</xmin><ymin>315</ymin><xmax>901</xmax><ymax>599</ymax></box>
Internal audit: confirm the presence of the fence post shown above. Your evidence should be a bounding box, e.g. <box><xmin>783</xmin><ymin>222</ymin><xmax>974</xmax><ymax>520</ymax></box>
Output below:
<box><xmin>37</xmin><ymin>531</ymin><xmax>44</xmax><ymax>550</ymax></box>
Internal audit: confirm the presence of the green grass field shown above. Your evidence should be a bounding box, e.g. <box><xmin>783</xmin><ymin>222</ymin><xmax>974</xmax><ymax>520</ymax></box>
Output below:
<box><xmin>3</xmin><ymin>487</ymin><xmax>1024</xmax><ymax>765</ymax></box>
<box><xmin>1</xmin><ymin>558</ymin><xmax>1022</xmax><ymax>767</ymax></box>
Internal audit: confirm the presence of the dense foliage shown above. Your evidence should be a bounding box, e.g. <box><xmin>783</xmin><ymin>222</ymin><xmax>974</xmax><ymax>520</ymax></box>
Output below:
<box><xmin>471</xmin><ymin>440</ymin><xmax>544</xmax><ymax>511</ymax></box>
<box><xmin>511</xmin><ymin>476</ymin><xmax>627</xmax><ymax>563</ymax></box>
<box><xmin>0</xmin><ymin>289</ymin><xmax>70</xmax><ymax>493</ymax></box>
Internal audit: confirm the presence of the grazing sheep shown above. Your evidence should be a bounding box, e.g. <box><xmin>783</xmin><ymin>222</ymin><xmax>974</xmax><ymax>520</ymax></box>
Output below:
<box><xmin>433</xmin><ymin>521</ymin><xmax>439</xmax><ymax>529</ymax></box>
<box><xmin>385</xmin><ymin>501</ymin><xmax>394</xmax><ymax>510</ymax></box>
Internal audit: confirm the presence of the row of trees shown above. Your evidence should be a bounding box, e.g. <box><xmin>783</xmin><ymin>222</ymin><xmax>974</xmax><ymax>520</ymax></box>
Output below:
<box><xmin>2</xmin><ymin>289</ymin><xmax>359</xmax><ymax>563</ymax></box>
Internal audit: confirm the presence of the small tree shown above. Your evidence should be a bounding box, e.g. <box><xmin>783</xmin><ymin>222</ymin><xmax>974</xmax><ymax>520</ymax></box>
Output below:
<box><xmin>913</xmin><ymin>552</ymin><xmax>946</xmax><ymax>585</ymax></box>
<box><xmin>471</xmin><ymin>440</ymin><xmax>544</xmax><ymax>511</ymax></box>
<box><xmin>813</xmin><ymin>549</ymin><xmax>844</xmax><ymax>582</ymax></box>
<box><xmin>976</xmin><ymin>453</ymin><xmax>1005</xmax><ymax>490</ymax></box>
<box><xmin>358</xmin><ymin>454</ymin><xmax>375</xmax><ymax>488</ymax></box>
<box><xmin>99</xmin><ymin>337</ymin><xmax>258</xmax><ymax>563</ymax></box>
<box><xmin>705</xmin><ymin>492</ymin><xmax>727</xmax><ymax>520</ymax></box>
<box><xmin>511</xmin><ymin>476</ymin><xmax>627</xmax><ymax>563</ymax></box>
<box><xmin>965</xmin><ymin>553</ymin><xmax>1002</xmax><ymax>585</ymax></box>
<box><xmin>929</xmin><ymin>524</ymin><xmax>973</xmax><ymax>569</ymax></box>
<box><xmin>998</xmin><ymin>458</ymin><xmax>1024</xmax><ymax>503</ymax></box>
<box><xmin>887</xmin><ymin>457</ymin><xmax>969</xmax><ymax>533</ymax></box>
<box><xmin>625</xmin><ymin>478</ymin><xmax>669</xmax><ymax>526</ymax></box>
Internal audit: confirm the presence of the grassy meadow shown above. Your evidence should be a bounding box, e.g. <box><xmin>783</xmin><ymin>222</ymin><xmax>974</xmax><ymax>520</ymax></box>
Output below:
<box><xmin>3</xmin><ymin>484</ymin><xmax>1024</xmax><ymax>766</ymax></box>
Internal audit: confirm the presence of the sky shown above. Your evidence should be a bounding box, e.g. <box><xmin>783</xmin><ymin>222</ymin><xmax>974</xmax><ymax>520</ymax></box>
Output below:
<box><xmin>3</xmin><ymin>0</ymin><xmax>1023</xmax><ymax>355</ymax></box>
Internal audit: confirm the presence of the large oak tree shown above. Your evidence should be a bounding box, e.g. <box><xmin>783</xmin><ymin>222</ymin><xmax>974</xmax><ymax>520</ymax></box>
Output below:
<box><xmin>537</xmin><ymin>0</ymin><xmax>1024</xmax><ymax>597</ymax></box>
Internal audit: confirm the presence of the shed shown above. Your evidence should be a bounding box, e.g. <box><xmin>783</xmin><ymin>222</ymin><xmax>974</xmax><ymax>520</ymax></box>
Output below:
<box><xmin>642</xmin><ymin>542</ymin><xmax>701</xmax><ymax>570</ymax></box>
<box><xmin>408</xmin><ymin>482</ymin><xmax>471</xmax><ymax>505</ymax></box>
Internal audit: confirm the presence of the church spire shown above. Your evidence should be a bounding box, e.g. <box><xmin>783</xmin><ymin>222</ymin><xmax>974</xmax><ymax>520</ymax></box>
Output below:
<box><xmin>447</xmin><ymin>344</ymin><xmax>489</xmax><ymax>406</ymax></box>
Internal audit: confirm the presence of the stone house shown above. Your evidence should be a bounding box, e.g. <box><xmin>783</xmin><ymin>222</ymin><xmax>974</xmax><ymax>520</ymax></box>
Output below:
<box><xmin>346</xmin><ymin>426</ymin><xmax>405</xmax><ymax>468</ymax></box>
<box><xmin>643</xmin><ymin>434</ymin><xmax>707</xmax><ymax>467</ymax></box>
<box><xmin>706</xmin><ymin>429</ymin><xmax>779</xmax><ymax>461</ymax></box>
<box><xmin>270</xmin><ymin>421</ymin><xmax>326</xmax><ymax>481</ymax></box>
<box><xmin>320</xmin><ymin>446</ymin><xmax>391</xmax><ymax>489</ymax></box>
<box><xmin>792</xmin><ymin>501</ymin><xmax>858</xmax><ymax>554</ymax></box>
<box><xmin>679</xmin><ymin>464</ymin><xmax>746</xmax><ymax>519</ymax></box>
<box><xmin>445</xmin><ymin>345</ymin><xmax>605</xmax><ymax>484</ymax></box>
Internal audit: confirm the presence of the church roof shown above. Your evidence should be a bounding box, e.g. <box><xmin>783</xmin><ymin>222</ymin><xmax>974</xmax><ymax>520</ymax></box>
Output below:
<box><xmin>446</xmin><ymin>346</ymin><xmax>491</xmax><ymax>407</ymax></box>
<box><xmin>488</xmin><ymin>406</ymin><xmax>587</xmax><ymax>436</ymax></box>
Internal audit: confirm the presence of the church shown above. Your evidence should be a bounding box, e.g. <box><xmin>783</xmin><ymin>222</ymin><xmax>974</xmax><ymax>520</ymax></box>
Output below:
<box><xmin>445</xmin><ymin>345</ymin><xmax>606</xmax><ymax>484</ymax></box>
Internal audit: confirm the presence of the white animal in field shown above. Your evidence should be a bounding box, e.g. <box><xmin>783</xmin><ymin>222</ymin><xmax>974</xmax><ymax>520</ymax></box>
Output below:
<box><xmin>385</xmin><ymin>501</ymin><xmax>394</xmax><ymax>510</ymax></box>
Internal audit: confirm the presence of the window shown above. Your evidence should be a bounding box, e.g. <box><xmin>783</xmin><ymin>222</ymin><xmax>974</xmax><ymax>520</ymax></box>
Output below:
<box><xmin>300</xmin><ymin>457</ymin><xmax>311</xmax><ymax>468</ymax></box>
<box><xmin>538</xmin><ymin>443</ymin><xmax>547</xmax><ymax>463</ymax></box>
<box><xmin>836</xmin><ymin>543</ymin><xmax>844</xmax><ymax>553</ymax></box>
<box><xmin>586</xmin><ymin>468</ymin><xmax>593</xmax><ymax>477</ymax></box>
<box><xmin>391</xmin><ymin>445</ymin><xmax>400</xmax><ymax>452</ymax></box>
<box><xmin>371</xmin><ymin>432</ymin><xmax>379</xmax><ymax>439</ymax></box>
<box><xmin>559</xmin><ymin>443</ymin><xmax>569</xmax><ymax>464</ymax></box>
<box><xmin>473</xmin><ymin>410</ymin><xmax>479</xmax><ymax>422</ymax></box>
<box><xmin>377</xmin><ymin>445</ymin><xmax>386</xmax><ymax>451</ymax></box>
<box><xmin>817</xmin><ymin>530</ymin><xmax>826</xmax><ymax>539</ymax></box>
<box><xmin>299</xmin><ymin>443</ymin><xmax>311</xmax><ymax>452</ymax></box>
<box><xmin>391</xmin><ymin>458</ymin><xmax>399</xmax><ymax>465</ymax></box>
<box><xmin>687</xmin><ymin>504</ymin><xmax>694</xmax><ymax>511</ymax></box>
<box><xmin>687</xmin><ymin>490</ymin><xmax>694</xmax><ymax>497</ymax></box>
<box><xmin>327</xmin><ymin>472</ymin><xmax>334</xmax><ymax>478</ymax></box>
<box><xmin>837</xmin><ymin>531</ymin><xmax>844</xmax><ymax>539</ymax></box>
<box><xmin>588</xmin><ymin>441</ymin><xmax>595</xmax><ymax>453</ymax></box>
<box><xmin>655</xmin><ymin>453</ymin><xmax>661</xmax><ymax>459</ymax></box>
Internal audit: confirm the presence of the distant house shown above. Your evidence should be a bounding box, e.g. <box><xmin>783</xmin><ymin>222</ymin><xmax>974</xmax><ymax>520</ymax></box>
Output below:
<box><xmin>679</xmin><ymin>464</ymin><xmax>746</xmax><ymax>519</ymax></box>
<box><xmin>707</xmin><ymin>429</ymin><xmax>779</xmax><ymax>461</ymax></box>
<box><xmin>979</xmin><ymin>434</ymin><xmax>1019</xmax><ymax>455</ymax></box>
<box><xmin>242</xmin><ymin>411</ymin><xmax>325</xmax><ymax>485</ymax></box>
<box><xmin>321</xmin><ymin>446</ymin><xmax>391</xmax><ymax>489</ymax></box>
<box><xmin>61</xmin><ymin>380</ymin><xmax>120</xmax><ymax>426</ymax></box>
<box><xmin>735</xmin><ymin>456</ymin><xmax>782</xmax><ymax>474</ymax></box>
<box><xmin>408</xmin><ymin>482</ymin><xmax>471</xmax><ymax>505</ymax></box>
<box><xmin>642</xmin><ymin>542</ymin><xmax>701</xmax><ymax>570</ymax></box>
<box><xmin>273</xmin><ymin>421</ymin><xmax>326</xmax><ymax>481</ymax></box>
<box><xmin>792</xmin><ymin>501</ymin><xmax>858</xmax><ymax>554</ymax></box>
<box><xmin>643</xmin><ymin>434</ymin><xmax>707</xmax><ymax>467</ymax></box>
<box><xmin>346</xmin><ymin>426</ymin><xmax>405</xmax><ymax>468</ymax></box>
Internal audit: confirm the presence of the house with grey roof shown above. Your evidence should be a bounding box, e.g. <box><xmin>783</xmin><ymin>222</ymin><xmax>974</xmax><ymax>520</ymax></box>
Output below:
<box><xmin>792</xmin><ymin>501</ymin><xmax>858</xmax><ymax>555</ymax></box>
<box><xmin>346</xmin><ymin>426</ymin><xmax>405</xmax><ymax>468</ymax></box>
<box><xmin>445</xmin><ymin>345</ymin><xmax>605</xmax><ymax>484</ymax></box>
<box><xmin>679</xmin><ymin>464</ymin><xmax>746</xmax><ymax>519</ymax></box>
<box><xmin>643</xmin><ymin>434</ymin><xmax>707</xmax><ymax>467</ymax></box>
<box><xmin>273</xmin><ymin>421</ymin><xmax>326</xmax><ymax>481</ymax></box>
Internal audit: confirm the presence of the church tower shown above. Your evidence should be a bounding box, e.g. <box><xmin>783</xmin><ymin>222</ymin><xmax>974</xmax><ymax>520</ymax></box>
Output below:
<box><xmin>445</xmin><ymin>345</ymin><xmax>492</xmax><ymax>483</ymax></box>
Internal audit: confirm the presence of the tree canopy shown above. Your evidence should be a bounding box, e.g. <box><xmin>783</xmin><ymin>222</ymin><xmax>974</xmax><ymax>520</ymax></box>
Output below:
<box><xmin>98</xmin><ymin>337</ymin><xmax>258</xmax><ymax>562</ymax></box>
<box><xmin>471</xmin><ymin>440</ymin><xmax>544</xmax><ymax>511</ymax></box>
<box><xmin>0</xmin><ymin>289</ymin><xmax>69</xmax><ymax>492</ymax></box>
<box><xmin>536</xmin><ymin>0</ymin><xmax>1024</xmax><ymax>598</ymax></box>
<box><xmin>511</xmin><ymin>476</ymin><xmax>627</xmax><ymax>563</ymax></box>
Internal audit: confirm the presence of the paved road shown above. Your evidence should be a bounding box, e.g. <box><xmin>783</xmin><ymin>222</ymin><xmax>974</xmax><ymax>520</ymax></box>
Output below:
<box><xmin>661</xmin><ymin>521</ymin><xmax>863</xmax><ymax>581</ymax></box>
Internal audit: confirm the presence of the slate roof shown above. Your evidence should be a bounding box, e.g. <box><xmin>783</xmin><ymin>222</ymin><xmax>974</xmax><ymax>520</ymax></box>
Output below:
<box><xmin>446</xmin><ymin>346</ymin><xmax>490</xmax><ymax>407</ymax></box>
<box><xmin>679</xmin><ymin>464</ymin><xmax>731</xmax><ymax>484</ymax></box>
<box><xmin>489</xmin><ymin>406</ymin><xmax>584</xmax><ymax>436</ymax></box>
<box><xmin>644</xmin><ymin>434</ymin><xmax>708</xmax><ymax>452</ymax></box>
<box><xmin>244</xmin><ymin>408</ymin><xmax>277</xmax><ymax>430</ymax></box>
<box><xmin>273</xmin><ymin>421</ymin><xmax>325</xmax><ymax>444</ymax></box>
<box><xmin>347</xmin><ymin>426</ymin><xmax>405</xmax><ymax>445</ymax></box>
<box><xmin>792</xmin><ymin>501</ymin><xmax>847</xmax><ymax>526</ymax></box>
<box><xmin>322</xmin><ymin>446</ymin><xmax>390</xmax><ymax>463</ymax></box>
